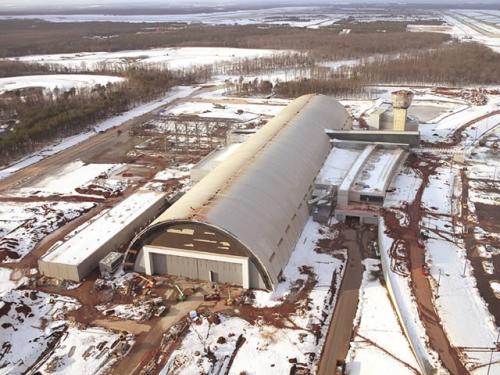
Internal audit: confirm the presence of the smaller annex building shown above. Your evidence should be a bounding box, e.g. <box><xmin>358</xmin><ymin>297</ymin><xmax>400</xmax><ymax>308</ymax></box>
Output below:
<box><xmin>39</xmin><ymin>187</ymin><xmax>166</xmax><ymax>281</ymax></box>
<box><xmin>312</xmin><ymin>139</ymin><xmax>407</xmax><ymax>225</ymax></box>
<box><xmin>124</xmin><ymin>94</ymin><xmax>351</xmax><ymax>290</ymax></box>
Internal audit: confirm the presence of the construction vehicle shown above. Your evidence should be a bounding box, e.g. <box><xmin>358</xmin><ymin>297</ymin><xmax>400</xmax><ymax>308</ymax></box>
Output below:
<box><xmin>173</xmin><ymin>283</ymin><xmax>187</xmax><ymax>302</ymax></box>
<box><xmin>136</xmin><ymin>274</ymin><xmax>155</xmax><ymax>289</ymax></box>
<box><xmin>203</xmin><ymin>293</ymin><xmax>221</xmax><ymax>302</ymax></box>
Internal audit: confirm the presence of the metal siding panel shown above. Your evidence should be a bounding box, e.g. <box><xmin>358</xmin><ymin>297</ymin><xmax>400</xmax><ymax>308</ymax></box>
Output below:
<box><xmin>167</xmin><ymin>254</ymin><xmax>198</xmax><ymax>279</ymax></box>
<box><xmin>249</xmin><ymin>261</ymin><xmax>267</xmax><ymax>289</ymax></box>
<box><xmin>197</xmin><ymin>259</ymin><xmax>242</xmax><ymax>286</ymax></box>
<box><xmin>152</xmin><ymin>253</ymin><xmax>168</xmax><ymax>275</ymax></box>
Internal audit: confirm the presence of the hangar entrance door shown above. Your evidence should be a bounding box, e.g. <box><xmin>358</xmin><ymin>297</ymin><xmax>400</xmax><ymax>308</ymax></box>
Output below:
<box><xmin>144</xmin><ymin>246</ymin><xmax>250</xmax><ymax>289</ymax></box>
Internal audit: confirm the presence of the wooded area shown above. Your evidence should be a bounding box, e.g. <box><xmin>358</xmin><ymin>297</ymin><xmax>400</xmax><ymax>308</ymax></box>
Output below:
<box><xmin>353</xmin><ymin>42</ymin><xmax>500</xmax><ymax>85</ymax></box>
<box><xmin>231</xmin><ymin>42</ymin><xmax>500</xmax><ymax>98</ymax></box>
<box><xmin>0</xmin><ymin>20</ymin><xmax>449</xmax><ymax>60</ymax></box>
<box><xmin>0</xmin><ymin>61</ymin><xmax>52</xmax><ymax>77</ymax></box>
<box><xmin>0</xmin><ymin>67</ymin><xmax>202</xmax><ymax>163</ymax></box>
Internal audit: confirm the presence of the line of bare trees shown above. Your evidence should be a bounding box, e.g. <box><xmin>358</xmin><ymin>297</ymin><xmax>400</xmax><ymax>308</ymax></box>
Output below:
<box><xmin>0</xmin><ymin>67</ymin><xmax>208</xmax><ymax>165</ymax></box>
<box><xmin>0</xmin><ymin>19</ymin><xmax>450</xmax><ymax>61</ymax></box>
<box><xmin>352</xmin><ymin>42</ymin><xmax>500</xmax><ymax>86</ymax></box>
<box><xmin>230</xmin><ymin>42</ymin><xmax>500</xmax><ymax>98</ymax></box>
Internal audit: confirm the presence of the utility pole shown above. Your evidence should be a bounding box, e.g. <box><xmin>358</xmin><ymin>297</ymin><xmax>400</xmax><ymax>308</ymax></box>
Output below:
<box><xmin>486</xmin><ymin>329</ymin><xmax>500</xmax><ymax>375</ymax></box>
<box><xmin>437</xmin><ymin>268</ymin><xmax>442</xmax><ymax>294</ymax></box>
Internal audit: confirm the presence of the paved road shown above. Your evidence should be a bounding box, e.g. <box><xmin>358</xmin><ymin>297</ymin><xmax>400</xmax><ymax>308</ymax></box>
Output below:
<box><xmin>317</xmin><ymin>226</ymin><xmax>366</xmax><ymax>375</ymax></box>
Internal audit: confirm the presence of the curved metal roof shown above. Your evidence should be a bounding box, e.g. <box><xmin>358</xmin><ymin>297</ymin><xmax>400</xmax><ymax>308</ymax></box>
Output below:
<box><xmin>140</xmin><ymin>94</ymin><xmax>351</xmax><ymax>288</ymax></box>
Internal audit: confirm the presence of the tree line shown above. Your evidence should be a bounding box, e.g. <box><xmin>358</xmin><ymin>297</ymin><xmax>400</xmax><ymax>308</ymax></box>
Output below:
<box><xmin>0</xmin><ymin>19</ymin><xmax>449</xmax><ymax>61</ymax></box>
<box><xmin>352</xmin><ymin>42</ymin><xmax>500</xmax><ymax>86</ymax></box>
<box><xmin>228</xmin><ymin>42</ymin><xmax>500</xmax><ymax>98</ymax></box>
<box><xmin>0</xmin><ymin>67</ymin><xmax>205</xmax><ymax>164</ymax></box>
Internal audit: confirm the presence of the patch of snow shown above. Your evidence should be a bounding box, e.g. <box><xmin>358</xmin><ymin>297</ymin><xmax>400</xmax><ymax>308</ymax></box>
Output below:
<box><xmin>17</xmin><ymin>161</ymin><xmax>122</xmax><ymax>195</ymax></box>
<box><xmin>0</xmin><ymin>267</ymin><xmax>27</xmax><ymax>296</ymax></box>
<box><xmin>0</xmin><ymin>289</ymin><xmax>80</xmax><ymax>374</ymax></box>
<box><xmin>384</xmin><ymin>167</ymin><xmax>422</xmax><ymax>207</ymax></box>
<box><xmin>0</xmin><ymin>74</ymin><xmax>124</xmax><ymax>95</ymax></box>
<box><xmin>346</xmin><ymin>259</ymin><xmax>420</xmax><ymax>375</ymax></box>
<box><xmin>12</xmin><ymin>47</ymin><xmax>285</xmax><ymax>71</ymax></box>
<box><xmin>36</xmin><ymin>326</ymin><xmax>134</xmax><ymax>375</ymax></box>
<box><xmin>0</xmin><ymin>201</ymin><xmax>95</xmax><ymax>262</ymax></box>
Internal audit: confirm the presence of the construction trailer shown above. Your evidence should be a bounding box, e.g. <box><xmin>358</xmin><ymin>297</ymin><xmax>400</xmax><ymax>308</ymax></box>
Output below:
<box><xmin>99</xmin><ymin>252</ymin><xmax>124</xmax><ymax>277</ymax></box>
<box><xmin>124</xmin><ymin>94</ymin><xmax>352</xmax><ymax>290</ymax></box>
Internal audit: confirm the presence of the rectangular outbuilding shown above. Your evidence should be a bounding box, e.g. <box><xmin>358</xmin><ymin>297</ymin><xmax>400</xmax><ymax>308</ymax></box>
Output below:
<box><xmin>39</xmin><ymin>188</ymin><xmax>167</xmax><ymax>281</ymax></box>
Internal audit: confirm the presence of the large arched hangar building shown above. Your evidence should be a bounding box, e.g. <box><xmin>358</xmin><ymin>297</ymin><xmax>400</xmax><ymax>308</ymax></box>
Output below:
<box><xmin>125</xmin><ymin>94</ymin><xmax>351</xmax><ymax>290</ymax></box>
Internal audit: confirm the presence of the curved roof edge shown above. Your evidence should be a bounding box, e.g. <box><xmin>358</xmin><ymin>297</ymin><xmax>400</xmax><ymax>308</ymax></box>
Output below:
<box><xmin>127</xmin><ymin>94</ymin><xmax>351</xmax><ymax>289</ymax></box>
<box><xmin>129</xmin><ymin>219</ymin><xmax>274</xmax><ymax>290</ymax></box>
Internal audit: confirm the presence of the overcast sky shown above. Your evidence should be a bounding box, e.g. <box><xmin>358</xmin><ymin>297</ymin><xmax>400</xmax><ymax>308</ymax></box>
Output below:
<box><xmin>1</xmin><ymin>0</ymin><xmax>499</xmax><ymax>10</ymax></box>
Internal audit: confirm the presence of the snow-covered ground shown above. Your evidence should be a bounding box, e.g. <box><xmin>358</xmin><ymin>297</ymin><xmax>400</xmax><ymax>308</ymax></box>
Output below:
<box><xmin>10</xmin><ymin>47</ymin><xmax>286</xmax><ymax>71</ymax></box>
<box><xmin>415</xmin><ymin>93</ymin><xmax>500</xmax><ymax>145</ymax></box>
<box><xmin>0</xmin><ymin>85</ymin><xmax>196</xmax><ymax>180</ymax></box>
<box><xmin>0</xmin><ymin>7</ymin><xmax>438</xmax><ymax>26</ymax></box>
<box><xmin>421</xmin><ymin>163</ymin><xmax>500</xmax><ymax>374</ymax></box>
<box><xmin>164</xmin><ymin>100</ymin><xmax>286</xmax><ymax>122</ymax></box>
<box><xmin>0</xmin><ymin>287</ymin><xmax>133</xmax><ymax>375</ymax></box>
<box><xmin>0</xmin><ymin>201</ymin><xmax>95</xmax><ymax>262</ymax></box>
<box><xmin>443</xmin><ymin>11</ymin><xmax>500</xmax><ymax>53</ymax></box>
<box><xmin>35</xmin><ymin>326</ymin><xmax>134</xmax><ymax>375</ymax></box>
<box><xmin>346</xmin><ymin>259</ymin><xmax>421</xmax><ymax>375</ymax></box>
<box><xmin>162</xmin><ymin>219</ymin><xmax>346</xmax><ymax>374</ymax></box>
<box><xmin>13</xmin><ymin>160</ymin><xmax>124</xmax><ymax>196</ymax></box>
<box><xmin>215</xmin><ymin>67</ymin><xmax>314</xmax><ymax>85</ymax></box>
<box><xmin>378</xmin><ymin>221</ymin><xmax>443</xmax><ymax>374</ymax></box>
<box><xmin>0</xmin><ymin>267</ymin><xmax>28</xmax><ymax>296</ymax></box>
<box><xmin>408</xmin><ymin>11</ymin><xmax>500</xmax><ymax>53</ymax></box>
<box><xmin>0</xmin><ymin>74</ymin><xmax>124</xmax><ymax>95</ymax></box>
<box><xmin>0</xmin><ymin>289</ymin><xmax>80</xmax><ymax>374</ymax></box>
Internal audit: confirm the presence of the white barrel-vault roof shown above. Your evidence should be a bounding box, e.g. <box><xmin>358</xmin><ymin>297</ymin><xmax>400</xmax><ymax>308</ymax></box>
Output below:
<box><xmin>138</xmin><ymin>94</ymin><xmax>351</xmax><ymax>288</ymax></box>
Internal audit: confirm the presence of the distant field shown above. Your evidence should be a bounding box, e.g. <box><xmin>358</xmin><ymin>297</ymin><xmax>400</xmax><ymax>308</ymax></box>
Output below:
<box><xmin>0</xmin><ymin>19</ymin><xmax>449</xmax><ymax>59</ymax></box>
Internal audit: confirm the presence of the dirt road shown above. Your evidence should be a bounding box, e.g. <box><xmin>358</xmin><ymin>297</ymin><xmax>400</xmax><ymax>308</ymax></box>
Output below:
<box><xmin>110</xmin><ymin>293</ymin><xmax>204</xmax><ymax>375</ymax></box>
<box><xmin>317</xmin><ymin>226</ymin><xmax>369</xmax><ymax>375</ymax></box>
<box><xmin>0</xmin><ymin>87</ymin><xmax>207</xmax><ymax>193</ymax></box>
<box><xmin>383</xmin><ymin>156</ymin><xmax>468</xmax><ymax>375</ymax></box>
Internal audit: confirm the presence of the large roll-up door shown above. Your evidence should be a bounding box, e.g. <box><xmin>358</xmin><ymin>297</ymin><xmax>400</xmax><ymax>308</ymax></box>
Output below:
<box><xmin>197</xmin><ymin>259</ymin><xmax>242</xmax><ymax>285</ymax></box>
<box><xmin>152</xmin><ymin>253</ymin><xmax>197</xmax><ymax>279</ymax></box>
<box><xmin>150</xmin><ymin>252</ymin><xmax>244</xmax><ymax>286</ymax></box>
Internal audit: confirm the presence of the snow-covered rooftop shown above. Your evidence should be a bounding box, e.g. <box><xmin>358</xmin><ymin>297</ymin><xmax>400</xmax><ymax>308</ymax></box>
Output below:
<box><xmin>41</xmin><ymin>188</ymin><xmax>165</xmax><ymax>265</ymax></box>
<box><xmin>352</xmin><ymin>148</ymin><xmax>404</xmax><ymax>195</ymax></box>
<box><xmin>192</xmin><ymin>143</ymin><xmax>242</xmax><ymax>174</ymax></box>
<box><xmin>316</xmin><ymin>147</ymin><xmax>362</xmax><ymax>187</ymax></box>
